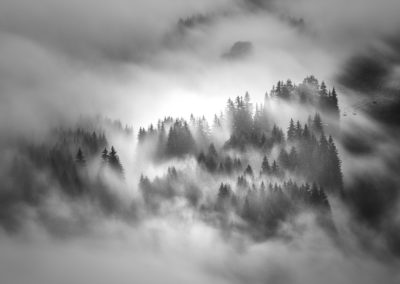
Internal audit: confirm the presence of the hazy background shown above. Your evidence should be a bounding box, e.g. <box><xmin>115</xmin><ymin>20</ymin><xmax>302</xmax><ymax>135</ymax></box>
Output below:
<box><xmin>1</xmin><ymin>0</ymin><xmax>400</xmax><ymax>283</ymax></box>
<box><xmin>1</xmin><ymin>0</ymin><xmax>399</xmax><ymax>134</ymax></box>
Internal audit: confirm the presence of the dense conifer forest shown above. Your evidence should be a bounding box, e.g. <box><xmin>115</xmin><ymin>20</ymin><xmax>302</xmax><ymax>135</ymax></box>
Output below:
<box><xmin>0</xmin><ymin>76</ymin><xmax>345</xmax><ymax>240</ymax></box>
<box><xmin>2</xmin><ymin>1</ymin><xmax>400</xmax><ymax>283</ymax></box>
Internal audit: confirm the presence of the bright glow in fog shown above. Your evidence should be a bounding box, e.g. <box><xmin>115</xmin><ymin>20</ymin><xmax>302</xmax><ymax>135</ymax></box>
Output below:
<box><xmin>1</xmin><ymin>0</ymin><xmax>400</xmax><ymax>283</ymax></box>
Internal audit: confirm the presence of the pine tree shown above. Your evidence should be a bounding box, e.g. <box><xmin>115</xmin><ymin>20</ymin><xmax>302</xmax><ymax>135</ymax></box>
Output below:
<box><xmin>318</xmin><ymin>186</ymin><xmax>330</xmax><ymax>209</ymax></box>
<box><xmin>331</xmin><ymin>88</ymin><xmax>338</xmax><ymax>108</ymax></box>
<box><xmin>327</xmin><ymin>135</ymin><xmax>343</xmax><ymax>191</ymax></box>
<box><xmin>289</xmin><ymin>146</ymin><xmax>298</xmax><ymax>171</ymax></box>
<box><xmin>244</xmin><ymin>165</ymin><xmax>254</xmax><ymax>177</ymax></box>
<box><xmin>138</xmin><ymin>127</ymin><xmax>146</xmax><ymax>143</ymax></box>
<box><xmin>190</xmin><ymin>113</ymin><xmax>196</xmax><ymax>126</ymax></box>
<box><xmin>276</xmin><ymin>81</ymin><xmax>282</xmax><ymax>95</ymax></box>
<box><xmin>166</xmin><ymin>120</ymin><xmax>196</xmax><ymax>157</ymax></box>
<box><xmin>261</xmin><ymin>155</ymin><xmax>270</xmax><ymax>175</ymax></box>
<box><xmin>167</xmin><ymin>166</ymin><xmax>178</xmax><ymax>179</ymax></box>
<box><xmin>108</xmin><ymin>146</ymin><xmax>124</xmax><ymax>176</ymax></box>
<box><xmin>208</xmin><ymin>143</ymin><xmax>218</xmax><ymax>157</ymax></box>
<box><xmin>295</xmin><ymin>121</ymin><xmax>303</xmax><ymax>139</ymax></box>
<box><xmin>218</xmin><ymin>183</ymin><xmax>230</xmax><ymax>199</ymax></box>
<box><xmin>244</xmin><ymin>92</ymin><xmax>251</xmax><ymax>109</ymax></box>
<box><xmin>286</xmin><ymin>79</ymin><xmax>293</xmax><ymax>90</ymax></box>
<box><xmin>205</xmin><ymin>154</ymin><xmax>217</xmax><ymax>172</ymax></box>
<box><xmin>242</xmin><ymin>196</ymin><xmax>253</xmax><ymax>222</ymax></box>
<box><xmin>316</xmin><ymin>133</ymin><xmax>329</xmax><ymax>186</ymax></box>
<box><xmin>271</xmin><ymin>160</ymin><xmax>279</xmax><ymax>176</ymax></box>
<box><xmin>310</xmin><ymin>182</ymin><xmax>320</xmax><ymax>205</ymax></box>
<box><xmin>75</xmin><ymin>148</ymin><xmax>86</xmax><ymax>166</ymax></box>
<box><xmin>272</xmin><ymin>124</ymin><xmax>285</xmax><ymax>144</ymax></box>
<box><xmin>213</xmin><ymin>114</ymin><xmax>221</xmax><ymax>131</ymax></box>
<box><xmin>312</xmin><ymin>113</ymin><xmax>323</xmax><ymax>133</ymax></box>
<box><xmin>278</xmin><ymin>148</ymin><xmax>290</xmax><ymax>169</ymax></box>
<box><xmin>218</xmin><ymin>162</ymin><xmax>225</xmax><ymax>173</ymax></box>
<box><xmin>303</xmin><ymin>75</ymin><xmax>319</xmax><ymax>89</ymax></box>
<box><xmin>260</xmin><ymin>181</ymin><xmax>266</xmax><ymax>192</ymax></box>
<box><xmin>224</xmin><ymin>156</ymin><xmax>233</xmax><ymax>174</ymax></box>
<box><xmin>101</xmin><ymin>148</ymin><xmax>109</xmax><ymax>162</ymax></box>
<box><xmin>234</xmin><ymin>158</ymin><xmax>242</xmax><ymax>171</ymax></box>
<box><xmin>197</xmin><ymin>152</ymin><xmax>206</xmax><ymax>164</ymax></box>
<box><xmin>319</xmin><ymin>81</ymin><xmax>328</xmax><ymax>97</ymax></box>
<box><xmin>156</xmin><ymin>123</ymin><xmax>167</xmax><ymax>159</ymax></box>
<box><xmin>302</xmin><ymin>124</ymin><xmax>310</xmax><ymax>140</ymax></box>
<box><xmin>287</xmin><ymin>118</ymin><xmax>296</xmax><ymax>142</ymax></box>
<box><xmin>329</xmin><ymin>87</ymin><xmax>340</xmax><ymax>119</ymax></box>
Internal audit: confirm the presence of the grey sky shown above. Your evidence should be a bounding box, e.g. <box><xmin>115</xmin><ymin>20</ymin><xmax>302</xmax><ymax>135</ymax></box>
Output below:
<box><xmin>0</xmin><ymin>0</ymin><xmax>399</xmax><ymax>135</ymax></box>
<box><xmin>1</xmin><ymin>1</ymin><xmax>400</xmax><ymax>283</ymax></box>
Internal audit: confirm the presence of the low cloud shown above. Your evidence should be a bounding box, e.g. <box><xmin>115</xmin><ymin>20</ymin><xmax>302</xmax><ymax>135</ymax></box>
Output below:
<box><xmin>1</xmin><ymin>0</ymin><xmax>400</xmax><ymax>283</ymax></box>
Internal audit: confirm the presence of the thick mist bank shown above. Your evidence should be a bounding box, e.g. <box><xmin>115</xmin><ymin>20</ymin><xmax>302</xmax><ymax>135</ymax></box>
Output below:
<box><xmin>1</xmin><ymin>0</ymin><xmax>400</xmax><ymax>283</ymax></box>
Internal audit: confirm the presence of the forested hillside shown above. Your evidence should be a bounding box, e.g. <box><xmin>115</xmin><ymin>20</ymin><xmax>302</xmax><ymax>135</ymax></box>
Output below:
<box><xmin>0</xmin><ymin>76</ymin><xmax>344</xmax><ymax>240</ymax></box>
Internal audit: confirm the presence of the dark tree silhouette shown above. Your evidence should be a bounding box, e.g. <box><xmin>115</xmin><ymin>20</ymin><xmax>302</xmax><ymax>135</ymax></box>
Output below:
<box><xmin>101</xmin><ymin>148</ymin><xmax>109</xmax><ymax>162</ymax></box>
<box><xmin>244</xmin><ymin>165</ymin><xmax>254</xmax><ymax>177</ymax></box>
<box><xmin>278</xmin><ymin>148</ymin><xmax>290</xmax><ymax>170</ymax></box>
<box><xmin>166</xmin><ymin>120</ymin><xmax>196</xmax><ymax>157</ymax></box>
<box><xmin>312</xmin><ymin>113</ymin><xmax>323</xmax><ymax>134</ymax></box>
<box><xmin>75</xmin><ymin>148</ymin><xmax>86</xmax><ymax>166</ymax></box>
<box><xmin>271</xmin><ymin>160</ymin><xmax>280</xmax><ymax>176</ymax></box>
<box><xmin>287</xmin><ymin>118</ymin><xmax>296</xmax><ymax>142</ymax></box>
<box><xmin>108</xmin><ymin>146</ymin><xmax>124</xmax><ymax>177</ymax></box>
<box><xmin>261</xmin><ymin>155</ymin><xmax>270</xmax><ymax>175</ymax></box>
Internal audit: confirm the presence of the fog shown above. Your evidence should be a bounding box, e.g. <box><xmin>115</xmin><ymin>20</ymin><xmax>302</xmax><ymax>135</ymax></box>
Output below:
<box><xmin>1</xmin><ymin>0</ymin><xmax>400</xmax><ymax>283</ymax></box>
<box><xmin>6</xmin><ymin>0</ymin><xmax>400</xmax><ymax>133</ymax></box>
<box><xmin>1</xmin><ymin>205</ymin><xmax>399</xmax><ymax>284</ymax></box>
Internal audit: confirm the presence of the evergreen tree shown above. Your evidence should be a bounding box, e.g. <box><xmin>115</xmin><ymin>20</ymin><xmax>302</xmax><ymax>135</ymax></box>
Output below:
<box><xmin>166</xmin><ymin>120</ymin><xmax>196</xmax><ymax>157</ymax></box>
<box><xmin>286</xmin><ymin>79</ymin><xmax>293</xmax><ymax>90</ymax></box>
<box><xmin>295</xmin><ymin>121</ymin><xmax>303</xmax><ymax>139</ymax></box>
<box><xmin>108</xmin><ymin>146</ymin><xmax>124</xmax><ymax>176</ymax></box>
<box><xmin>218</xmin><ymin>162</ymin><xmax>225</xmax><ymax>173</ymax></box>
<box><xmin>205</xmin><ymin>154</ymin><xmax>217</xmax><ymax>172</ymax></box>
<box><xmin>327</xmin><ymin>135</ymin><xmax>343</xmax><ymax>191</ymax></box>
<box><xmin>287</xmin><ymin>119</ymin><xmax>296</xmax><ymax>142</ymax></box>
<box><xmin>288</xmin><ymin>146</ymin><xmax>298</xmax><ymax>171</ymax></box>
<box><xmin>310</xmin><ymin>182</ymin><xmax>320</xmax><ymax>205</ymax></box>
<box><xmin>213</xmin><ymin>114</ymin><xmax>222</xmax><ymax>131</ymax></box>
<box><xmin>261</xmin><ymin>155</ymin><xmax>270</xmax><ymax>175</ymax></box>
<box><xmin>302</xmin><ymin>124</ymin><xmax>310</xmax><ymax>140</ymax></box>
<box><xmin>244</xmin><ymin>165</ymin><xmax>254</xmax><ymax>177</ymax></box>
<box><xmin>234</xmin><ymin>158</ymin><xmax>242</xmax><ymax>171</ymax></box>
<box><xmin>197</xmin><ymin>152</ymin><xmax>206</xmax><ymax>166</ymax></box>
<box><xmin>319</xmin><ymin>81</ymin><xmax>328</xmax><ymax>97</ymax></box>
<box><xmin>303</xmin><ymin>75</ymin><xmax>319</xmax><ymax>89</ymax></box>
<box><xmin>278</xmin><ymin>148</ymin><xmax>290</xmax><ymax>169</ymax></box>
<box><xmin>76</xmin><ymin>148</ymin><xmax>86</xmax><ymax>166</ymax></box>
<box><xmin>316</xmin><ymin>133</ymin><xmax>329</xmax><ymax>185</ymax></box>
<box><xmin>329</xmin><ymin>88</ymin><xmax>340</xmax><ymax>119</ymax></box>
<box><xmin>138</xmin><ymin>127</ymin><xmax>146</xmax><ymax>143</ymax></box>
<box><xmin>318</xmin><ymin>186</ymin><xmax>330</xmax><ymax>209</ymax></box>
<box><xmin>312</xmin><ymin>113</ymin><xmax>323</xmax><ymax>133</ymax></box>
<box><xmin>101</xmin><ymin>148</ymin><xmax>109</xmax><ymax>162</ymax></box>
<box><xmin>208</xmin><ymin>143</ymin><xmax>218</xmax><ymax>157</ymax></box>
<box><xmin>271</xmin><ymin>124</ymin><xmax>285</xmax><ymax>145</ymax></box>
<box><xmin>218</xmin><ymin>183</ymin><xmax>231</xmax><ymax>199</ymax></box>
<box><xmin>156</xmin><ymin>123</ymin><xmax>167</xmax><ymax>159</ymax></box>
<box><xmin>271</xmin><ymin>160</ymin><xmax>280</xmax><ymax>176</ymax></box>
<box><xmin>242</xmin><ymin>196</ymin><xmax>253</xmax><ymax>222</ymax></box>
<box><xmin>276</xmin><ymin>81</ymin><xmax>282</xmax><ymax>95</ymax></box>
<box><xmin>223</xmin><ymin>156</ymin><xmax>233</xmax><ymax>174</ymax></box>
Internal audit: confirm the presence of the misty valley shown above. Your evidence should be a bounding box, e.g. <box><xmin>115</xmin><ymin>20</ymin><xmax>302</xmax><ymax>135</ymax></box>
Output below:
<box><xmin>1</xmin><ymin>70</ymin><xmax>400</xmax><ymax>284</ymax></box>
<box><xmin>2</xmin><ymin>1</ymin><xmax>400</xmax><ymax>283</ymax></box>
<box><xmin>0</xmin><ymin>77</ymin><xmax>374</xmax><ymax>242</ymax></box>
